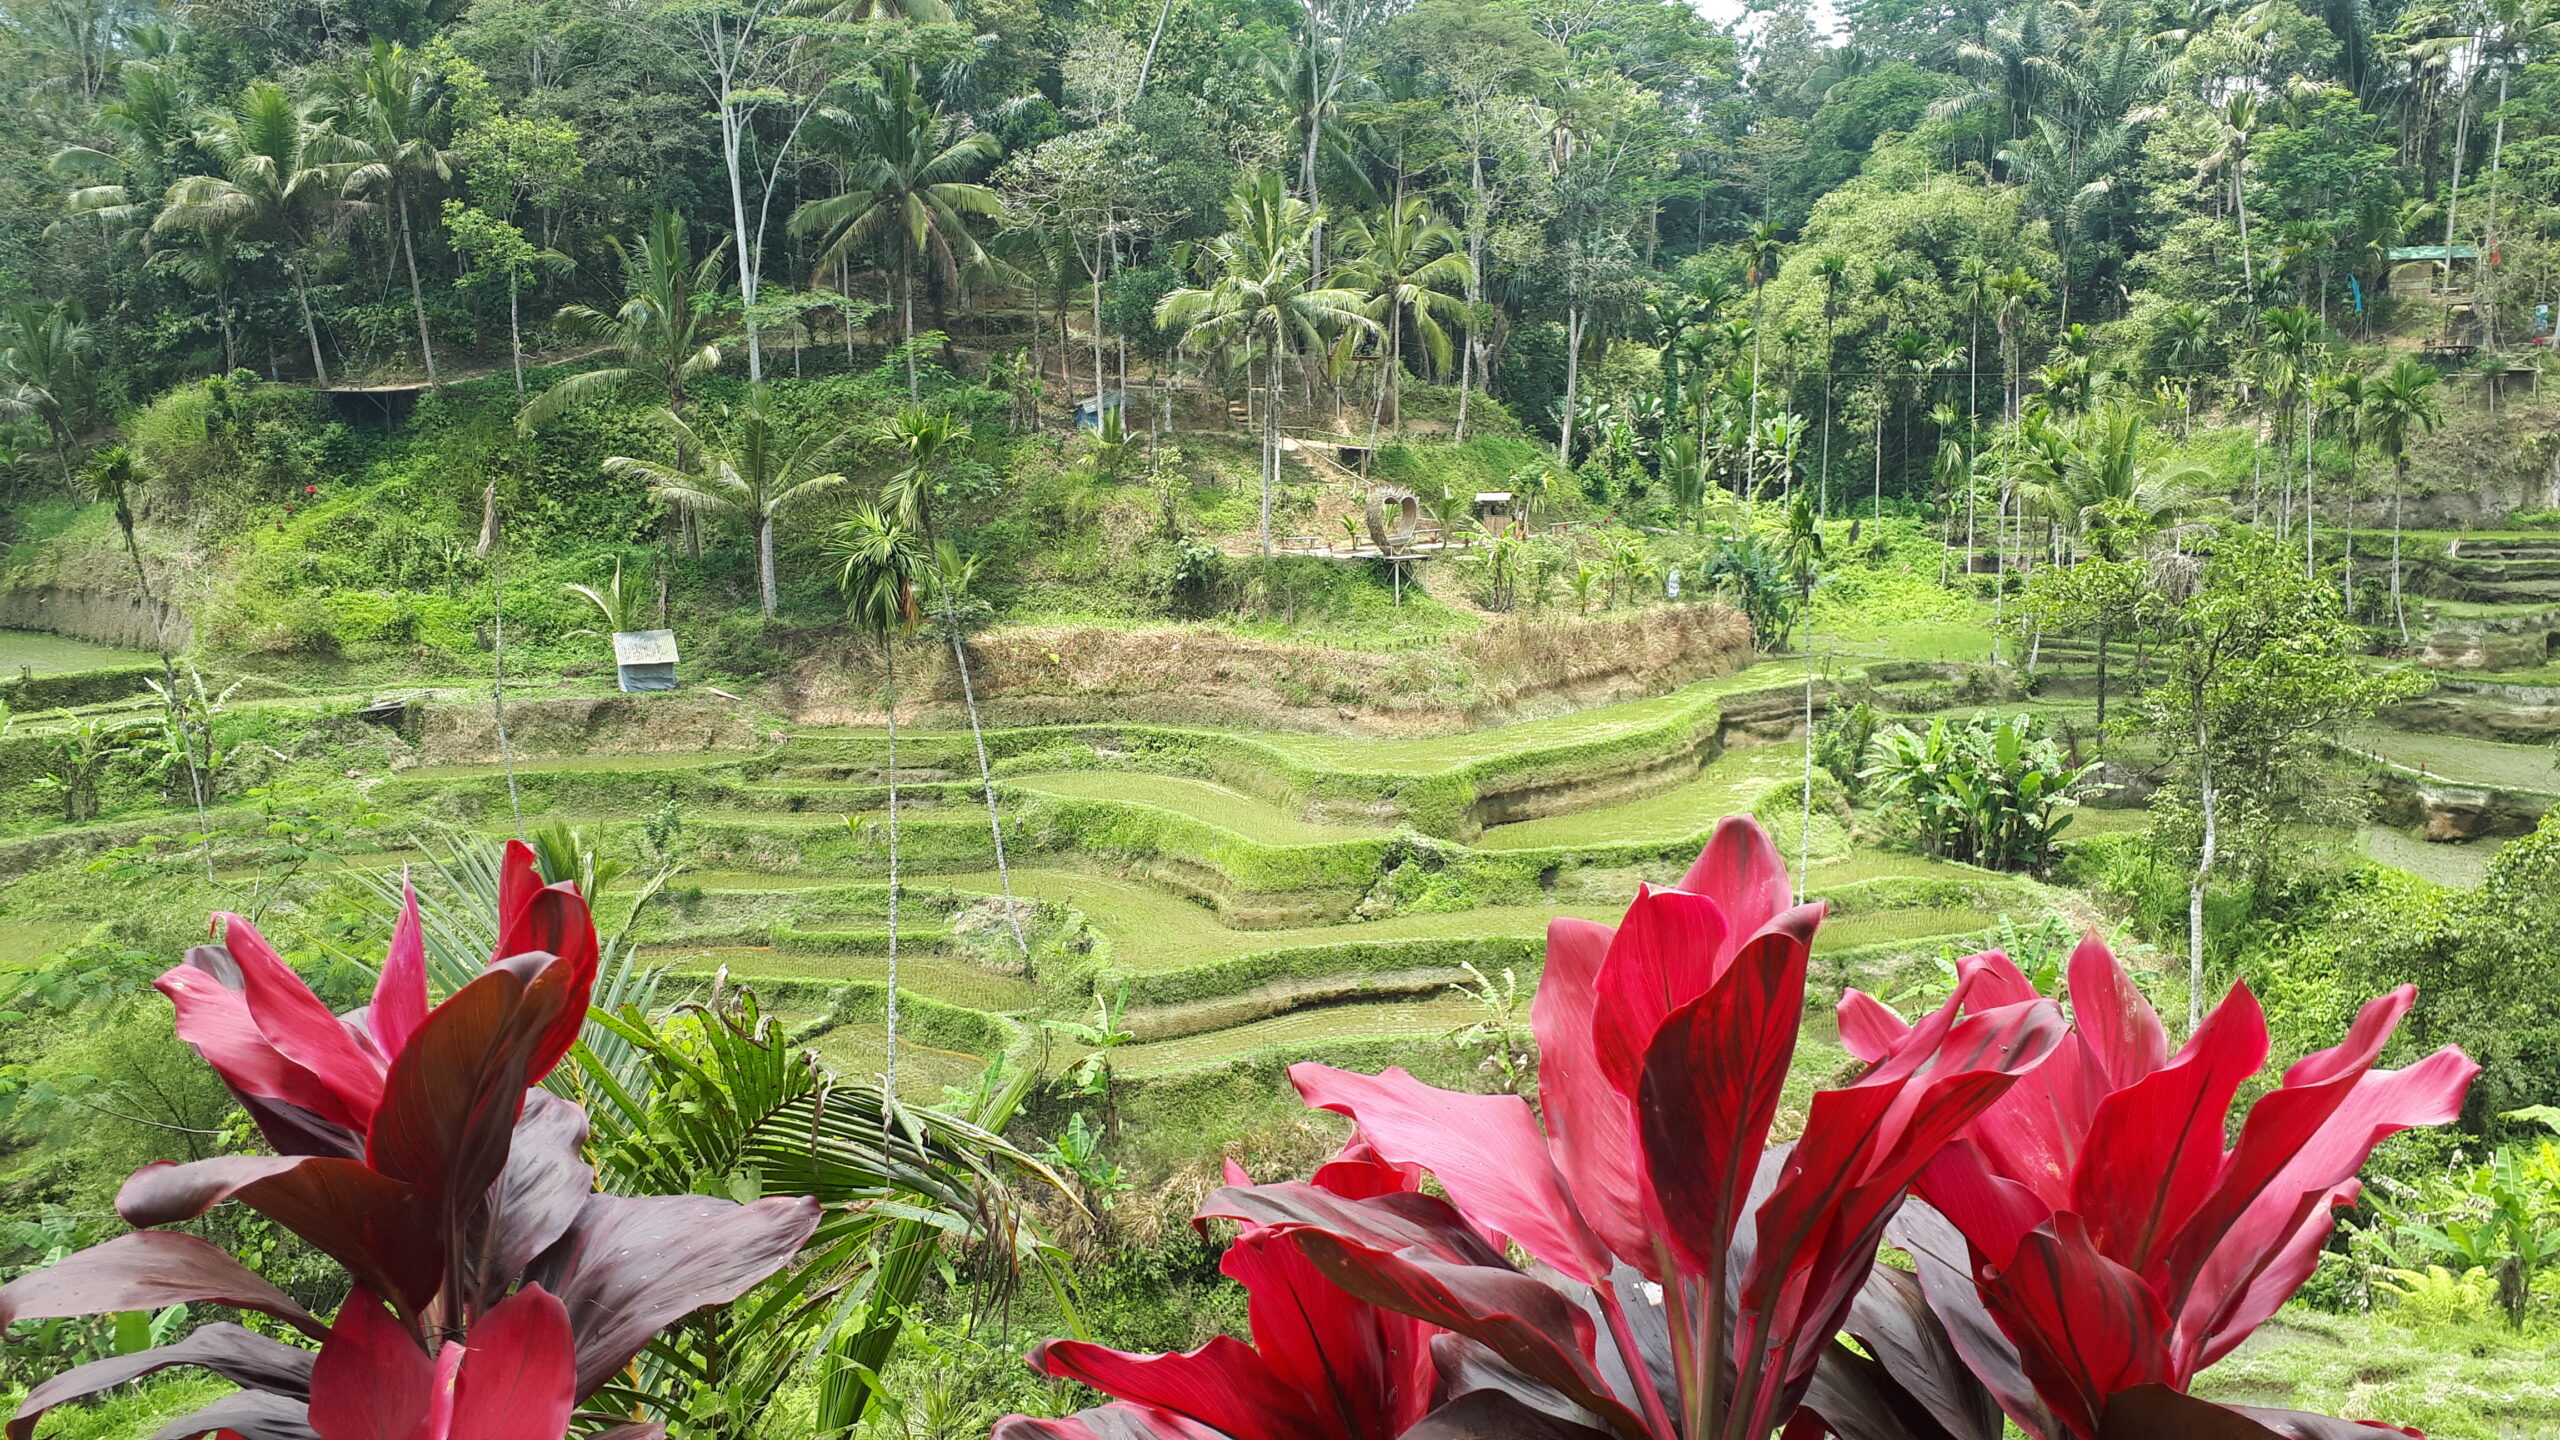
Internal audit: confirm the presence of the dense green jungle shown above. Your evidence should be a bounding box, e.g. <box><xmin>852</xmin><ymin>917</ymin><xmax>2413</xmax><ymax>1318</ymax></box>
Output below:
<box><xmin>1</xmin><ymin>0</ymin><xmax>2559</xmax><ymax>1431</ymax></box>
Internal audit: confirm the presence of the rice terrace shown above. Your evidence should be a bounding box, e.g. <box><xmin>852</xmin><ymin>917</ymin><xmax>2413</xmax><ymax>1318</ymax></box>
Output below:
<box><xmin>1</xmin><ymin>0</ymin><xmax>2559</xmax><ymax>1434</ymax></box>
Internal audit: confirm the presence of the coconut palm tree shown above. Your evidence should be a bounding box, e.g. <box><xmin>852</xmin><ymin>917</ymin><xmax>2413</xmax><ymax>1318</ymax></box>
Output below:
<box><xmin>793</xmin><ymin>62</ymin><xmax>1002</xmax><ymax>397</ymax></box>
<box><xmin>2367</xmin><ymin>356</ymin><xmax>2441</xmax><ymax>644</ymax></box>
<box><xmin>0</xmin><ymin>301</ymin><xmax>94</xmax><ymax>486</ymax></box>
<box><xmin>1337</xmin><ymin>196</ymin><xmax>1469</xmax><ymax>449</ymax></box>
<box><xmin>519</xmin><ymin>210</ymin><xmax>727</xmax><ymax>431</ymax></box>
<box><xmin>319</xmin><ymin>40</ymin><xmax>450</xmax><ymax>385</ymax></box>
<box><xmin>829</xmin><ymin>504</ymin><xmax>927</xmax><ymax>1086</ymax></box>
<box><xmin>157</xmin><ymin>80</ymin><xmax>354</xmax><ymax>386</ymax></box>
<box><xmin>1866</xmin><ymin>260</ymin><xmax>1908</xmax><ymax>520</ymax></box>
<box><xmin>2198</xmin><ymin>92</ymin><xmax>2261</xmax><ymax>294</ymax></box>
<box><xmin>922</xmin><ymin>541</ymin><xmax>1027</xmax><ymax>963</ymax></box>
<box><xmin>602</xmin><ymin>386</ymin><xmax>852</xmax><ymax>616</ymax></box>
<box><xmin>1155</xmin><ymin>171</ymin><xmax>1375</xmax><ymax>557</ymax></box>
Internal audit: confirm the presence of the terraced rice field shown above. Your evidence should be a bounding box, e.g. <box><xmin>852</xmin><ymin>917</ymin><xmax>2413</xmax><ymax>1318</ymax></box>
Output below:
<box><xmin>2347</xmin><ymin>728</ymin><xmax>2560</xmax><ymax>791</ymax></box>
<box><xmin>0</xmin><ymin>629</ymin><xmax>149</xmax><ymax>675</ymax></box>
<box><xmin>380</xmin><ymin>652</ymin><xmax>2087</xmax><ymax>1086</ymax></box>
<box><xmin>1006</xmin><ymin>772</ymin><xmax>1377</xmax><ymax>844</ymax></box>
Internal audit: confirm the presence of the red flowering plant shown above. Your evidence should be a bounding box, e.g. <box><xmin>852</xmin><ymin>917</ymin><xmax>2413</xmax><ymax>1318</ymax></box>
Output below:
<box><xmin>1839</xmin><ymin>935</ymin><xmax>2478</xmax><ymax>1440</ymax></box>
<box><xmin>0</xmin><ymin>841</ymin><xmax>823</xmax><ymax>1440</ymax></box>
<box><xmin>999</xmin><ymin>819</ymin><xmax>2068</xmax><ymax>1440</ymax></box>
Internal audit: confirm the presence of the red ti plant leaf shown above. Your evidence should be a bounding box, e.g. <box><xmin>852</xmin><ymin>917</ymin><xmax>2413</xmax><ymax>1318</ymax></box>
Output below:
<box><xmin>116</xmin><ymin>1154</ymin><xmax>442</xmax><ymax>1316</ymax></box>
<box><xmin>993</xmin><ymin>1408</ymin><xmax>1233</xmax><ymax>1440</ymax></box>
<box><xmin>7</xmin><ymin>1324</ymin><xmax>313</xmax><ymax>1440</ymax></box>
<box><xmin>0</xmin><ymin>1231</ymin><xmax>324</xmax><ymax>1339</ymax></box>
<box><xmin>308</xmin><ymin>1291</ymin><xmax>434</xmax><ymax>1440</ymax></box>
<box><xmin>1225</xmin><ymin>819</ymin><xmax>2062</xmax><ymax>1440</ymax></box>
<box><xmin>307</xmin><ymin>1287</ymin><xmax>578</xmax><ymax>1440</ymax></box>
<box><xmin>1014</xmin><ymin>1140</ymin><xmax>1442</xmax><ymax>1440</ymax></box>
<box><xmin>1871</xmin><ymin>933</ymin><xmax>2479</xmax><ymax>1440</ymax></box>
<box><xmin>367</xmin><ymin>878</ymin><xmax>431</xmax><ymax>1059</ymax></box>
<box><xmin>491</xmin><ymin>841</ymin><xmax>599</xmax><ymax>1084</ymax></box>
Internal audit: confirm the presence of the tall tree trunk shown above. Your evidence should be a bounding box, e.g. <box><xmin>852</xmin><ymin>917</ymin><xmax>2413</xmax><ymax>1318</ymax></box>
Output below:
<box><xmin>2391</xmin><ymin>456</ymin><xmax>2410</xmax><ymax>642</ymax></box>
<box><xmin>292</xmin><ymin>257</ymin><xmax>330</xmax><ymax>387</ymax></box>
<box><xmin>883</xmin><ymin>642</ymin><xmax>902</xmax><ymax>1087</ymax></box>
<box><xmin>398</xmin><ymin>197</ymin><xmax>438</xmax><ymax>385</ymax></box>
<box><xmin>950</xmin><ymin>626</ymin><xmax>1027</xmax><ymax>961</ymax></box>
<box><xmin>1559</xmin><ymin>305</ymin><xmax>1584</xmax><ymax>466</ymax></box>
<box><xmin>218</xmin><ymin>287</ymin><xmax>237</xmax><ymax>375</ymax></box>
<box><xmin>2188</xmin><ymin>708</ymin><xmax>2215</xmax><ymax>1034</ymax></box>
<box><xmin>1260</xmin><ymin>342</ymin><xmax>1281</xmax><ymax>557</ymax></box>
<box><xmin>114</xmin><ymin>509</ymin><xmax>212</xmax><ymax>880</ymax></box>
<box><xmin>507</xmin><ymin>272</ymin><xmax>524</xmax><ymax>400</ymax></box>
<box><xmin>720</xmin><ymin>94</ymin><xmax>764</xmax><ymax>382</ymax></box>
<box><xmin>757</xmin><ymin>516</ymin><xmax>777</xmax><ymax>617</ymax></box>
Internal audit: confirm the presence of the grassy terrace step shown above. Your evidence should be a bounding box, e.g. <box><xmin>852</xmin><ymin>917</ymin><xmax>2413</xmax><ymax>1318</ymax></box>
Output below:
<box><xmin>640</xmin><ymin>944</ymin><xmax>1039</xmax><ymax>1012</ymax></box>
<box><xmin>2345</xmin><ymin>728</ymin><xmax>2560</xmax><ymax>792</ymax></box>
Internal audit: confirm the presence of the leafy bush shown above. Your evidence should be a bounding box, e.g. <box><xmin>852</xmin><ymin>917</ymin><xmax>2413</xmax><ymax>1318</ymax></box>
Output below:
<box><xmin>1864</xmin><ymin>711</ymin><xmax>2098</xmax><ymax>872</ymax></box>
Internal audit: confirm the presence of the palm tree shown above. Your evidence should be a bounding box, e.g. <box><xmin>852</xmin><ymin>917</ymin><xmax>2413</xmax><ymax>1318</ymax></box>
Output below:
<box><xmin>157</xmin><ymin>80</ymin><xmax>354</xmax><ymax>386</ymax></box>
<box><xmin>1812</xmin><ymin>252</ymin><xmax>1849</xmax><ymax>517</ymax></box>
<box><xmin>2156</xmin><ymin>301</ymin><xmax>2213</xmax><ymax>436</ymax></box>
<box><xmin>829</xmin><ymin>505</ymin><xmax>927</xmax><ymax>1087</ymax></box>
<box><xmin>793</xmin><ymin>63</ymin><xmax>1002</xmax><ymax>397</ymax></box>
<box><xmin>2198</xmin><ymin>92</ymin><xmax>2262</xmax><ymax>295</ymax></box>
<box><xmin>150</xmin><ymin>224</ymin><xmax>246</xmax><ymax>374</ymax></box>
<box><xmin>2367</xmin><ymin>357</ymin><xmax>2442</xmax><ymax>644</ymax></box>
<box><xmin>2320</xmin><ymin>368</ymin><xmax>2369</xmax><ymax>611</ymax></box>
<box><xmin>1866</xmin><ymin>260</ymin><xmax>1908</xmax><ymax>520</ymax></box>
<box><xmin>1156</xmin><ymin>172</ymin><xmax>1375</xmax><ymax>557</ymax></box>
<box><xmin>1338</xmin><ymin>197</ymin><xmax>1470</xmax><ymax>450</ymax></box>
<box><xmin>922</xmin><ymin>542</ymin><xmax>1027</xmax><ymax>964</ymax></box>
<box><xmin>320</xmin><ymin>40</ymin><xmax>450</xmax><ymax>385</ymax></box>
<box><xmin>1743</xmin><ymin>219</ymin><xmax>1787</xmax><ymax>501</ymax></box>
<box><xmin>520</xmin><ymin>210</ymin><xmax>727</xmax><ymax>430</ymax></box>
<box><xmin>602</xmin><ymin>386</ymin><xmax>852</xmax><ymax>616</ymax></box>
<box><xmin>0</xmin><ymin>301</ymin><xmax>94</xmax><ymax>485</ymax></box>
<box><xmin>878</xmin><ymin>406</ymin><xmax>966</xmax><ymax>545</ymax></box>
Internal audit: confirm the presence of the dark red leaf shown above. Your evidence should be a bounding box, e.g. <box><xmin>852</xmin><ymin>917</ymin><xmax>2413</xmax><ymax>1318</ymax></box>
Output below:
<box><xmin>0</xmin><ymin>1232</ymin><xmax>324</xmax><ymax>1340</ymax></box>
<box><xmin>158</xmin><ymin>965</ymin><xmax>359</xmax><ymax>1132</ymax></box>
<box><xmin>1802</xmin><ymin>1341</ymin><xmax>1974</xmax><ymax>1440</ymax></box>
<box><xmin>2098</xmin><ymin>1386</ymin><xmax>2420</xmax><ymax>1439</ymax></box>
<box><xmin>1528</xmin><ymin>917</ymin><xmax>1651</xmax><ymax>1277</ymax></box>
<box><xmin>1837</xmin><ymin>989</ymin><xmax>1910</xmax><ymax>1065</ymax></box>
<box><xmin>1031</xmin><ymin>1337</ymin><xmax>1311</xmax><ymax>1440</ymax></box>
<box><xmin>448</xmin><ymin>1285</ymin><xmax>577</xmax><ymax>1440</ymax></box>
<box><xmin>1883</xmin><ymin>1199</ymin><xmax>2058</xmax><ymax>1440</ymax></box>
<box><xmin>1637</xmin><ymin>918</ymin><xmax>1809</xmax><ymax>1279</ymax></box>
<box><xmin>366</xmin><ymin>954</ymin><xmax>575</xmax><ymax>1239</ymax></box>
<box><xmin>992</xmin><ymin>1406</ymin><xmax>1232</xmax><ymax>1440</ymax></box>
<box><xmin>1400</xmin><ymin>1390</ymin><xmax>1616</xmax><ymax>1440</ymax></box>
<box><xmin>1222</xmin><ymin>1226</ymin><xmax>1434</xmax><ymax>1440</ymax></box>
<box><xmin>8</xmin><ymin>1324</ymin><xmax>314</xmax><ymax>1440</ymax></box>
<box><xmin>493</xmin><ymin>871</ymin><xmax>598</xmax><ymax>1084</ymax></box>
<box><xmin>1288</xmin><ymin>1064</ymin><xmax>1610</xmax><ymax>1283</ymax></box>
<box><xmin>212</xmin><ymin>915</ymin><xmax>384</xmax><ymax>1128</ymax></box>
<box><xmin>369</xmin><ymin>880</ymin><xmax>430</xmax><ymax>1060</ymax></box>
<box><xmin>1840</xmin><ymin>1262</ymin><xmax>2004</xmax><ymax>1440</ymax></box>
<box><xmin>1198</xmin><ymin>1182</ymin><xmax>1510</xmax><ymax>1271</ymax></box>
<box><xmin>2064</xmin><ymin>934</ymin><xmax>2165</xmax><ymax>1090</ymax></box>
<box><xmin>147</xmin><ymin>1391</ymin><xmax>317</xmax><ymax>1440</ymax></box>
<box><xmin>1590</xmin><ymin>886</ymin><xmax>1732</xmax><ymax>1098</ymax></box>
<box><xmin>308</xmin><ymin>1291</ymin><xmax>431</xmax><ymax>1440</ymax></box>
<box><xmin>119</xmin><ymin>1156</ymin><xmax>441</xmax><ymax>1316</ymax></box>
<box><xmin>527</xmin><ymin>1192</ymin><xmax>820</xmax><ymax>1400</ymax></box>
<box><xmin>2068</xmin><ymin>982</ymin><xmax>2266</xmax><ymax>1283</ymax></box>
<box><xmin>479</xmin><ymin>1092</ymin><xmax>595</xmax><ymax>1291</ymax></box>
<box><xmin>1675</xmin><ymin>815</ymin><xmax>1797</xmax><ymax>952</ymax></box>
<box><xmin>1978</xmin><ymin>1217</ymin><xmax>2173</xmax><ymax>1440</ymax></box>
<box><xmin>1284</xmin><ymin>1229</ymin><xmax>1650</xmax><ymax>1437</ymax></box>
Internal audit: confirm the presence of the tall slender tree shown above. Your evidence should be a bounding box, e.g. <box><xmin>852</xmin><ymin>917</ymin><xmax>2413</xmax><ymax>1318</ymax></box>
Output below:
<box><xmin>602</xmin><ymin>385</ymin><xmax>852</xmax><ymax>616</ymax></box>
<box><xmin>2367</xmin><ymin>356</ymin><xmax>2442</xmax><ymax>645</ymax></box>
<box><xmin>321</xmin><ymin>40</ymin><xmax>451</xmax><ymax>385</ymax></box>
<box><xmin>829</xmin><ymin>504</ymin><xmax>927</xmax><ymax>1087</ymax></box>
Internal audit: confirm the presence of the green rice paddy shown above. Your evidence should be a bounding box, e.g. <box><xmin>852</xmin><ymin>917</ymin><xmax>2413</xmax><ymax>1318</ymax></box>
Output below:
<box><xmin>2347</xmin><ymin>728</ymin><xmax>2560</xmax><ymax>791</ymax></box>
<box><xmin>1006</xmin><ymin>771</ymin><xmax>1377</xmax><ymax>844</ymax></box>
<box><xmin>0</xmin><ymin>629</ymin><xmax>148</xmax><ymax>675</ymax></box>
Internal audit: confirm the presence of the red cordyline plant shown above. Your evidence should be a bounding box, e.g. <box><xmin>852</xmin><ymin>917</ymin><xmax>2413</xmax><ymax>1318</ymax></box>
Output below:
<box><xmin>1002</xmin><ymin>819</ymin><xmax>2074</xmax><ymax>1440</ymax></box>
<box><xmin>0</xmin><ymin>841</ymin><xmax>823</xmax><ymax>1440</ymax></box>
<box><xmin>994</xmin><ymin>1139</ymin><xmax>1437</xmax><ymax>1440</ymax></box>
<box><xmin>1840</xmin><ymin>935</ymin><xmax>2478</xmax><ymax>1440</ymax></box>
